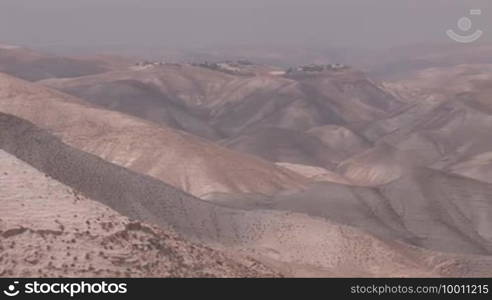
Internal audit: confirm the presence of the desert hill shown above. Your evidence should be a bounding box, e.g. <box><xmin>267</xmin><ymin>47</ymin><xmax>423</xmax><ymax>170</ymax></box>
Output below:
<box><xmin>448</xmin><ymin>152</ymin><xmax>492</xmax><ymax>184</ymax></box>
<box><xmin>2</xmin><ymin>43</ymin><xmax>492</xmax><ymax>277</ymax></box>
<box><xmin>0</xmin><ymin>44</ymin><xmax>122</xmax><ymax>81</ymax></box>
<box><xmin>41</xmin><ymin>62</ymin><xmax>402</xmax><ymax>166</ymax></box>
<box><xmin>0</xmin><ymin>149</ymin><xmax>277</xmax><ymax>277</ymax></box>
<box><xmin>0</xmin><ymin>72</ymin><xmax>306</xmax><ymax>198</ymax></box>
<box><xmin>3</xmin><ymin>113</ymin><xmax>492</xmax><ymax>277</ymax></box>
<box><xmin>211</xmin><ymin>165</ymin><xmax>492</xmax><ymax>256</ymax></box>
<box><xmin>41</xmin><ymin>63</ymin><xmax>404</xmax><ymax>133</ymax></box>
<box><xmin>365</xmin><ymin>64</ymin><xmax>492</xmax><ymax>178</ymax></box>
<box><xmin>221</xmin><ymin>127</ymin><xmax>341</xmax><ymax>168</ymax></box>
<box><xmin>366</xmin><ymin>44</ymin><xmax>492</xmax><ymax>80</ymax></box>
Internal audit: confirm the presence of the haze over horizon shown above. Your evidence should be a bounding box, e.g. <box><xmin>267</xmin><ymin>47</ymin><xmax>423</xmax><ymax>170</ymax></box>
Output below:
<box><xmin>1</xmin><ymin>0</ymin><xmax>491</xmax><ymax>52</ymax></box>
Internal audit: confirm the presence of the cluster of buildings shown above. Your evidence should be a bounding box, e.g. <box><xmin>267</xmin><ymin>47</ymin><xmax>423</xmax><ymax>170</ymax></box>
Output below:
<box><xmin>192</xmin><ymin>60</ymin><xmax>255</xmax><ymax>75</ymax></box>
<box><xmin>132</xmin><ymin>59</ymin><xmax>348</xmax><ymax>77</ymax></box>
<box><xmin>135</xmin><ymin>60</ymin><xmax>165</xmax><ymax>67</ymax></box>
<box><xmin>287</xmin><ymin>63</ymin><xmax>348</xmax><ymax>74</ymax></box>
<box><xmin>133</xmin><ymin>60</ymin><xmax>183</xmax><ymax>70</ymax></box>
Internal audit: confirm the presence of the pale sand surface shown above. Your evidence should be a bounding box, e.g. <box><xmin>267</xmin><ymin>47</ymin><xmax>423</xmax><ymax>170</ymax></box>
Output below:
<box><xmin>0</xmin><ymin>150</ymin><xmax>277</xmax><ymax>277</ymax></box>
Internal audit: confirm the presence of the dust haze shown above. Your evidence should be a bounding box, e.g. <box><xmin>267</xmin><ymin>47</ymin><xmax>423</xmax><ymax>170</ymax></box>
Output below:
<box><xmin>1</xmin><ymin>0</ymin><xmax>491</xmax><ymax>51</ymax></box>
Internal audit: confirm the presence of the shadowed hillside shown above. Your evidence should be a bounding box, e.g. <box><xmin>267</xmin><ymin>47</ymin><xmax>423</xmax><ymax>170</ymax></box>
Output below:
<box><xmin>0</xmin><ymin>73</ymin><xmax>306</xmax><ymax>198</ymax></box>
<box><xmin>0</xmin><ymin>150</ymin><xmax>277</xmax><ymax>278</ymax></box>
<box><xmin>0</xmin><ymin>114</ymin><xmax>492</xmax><ymax>276</ymax></box>
<box><xmin>2</xmin><ymin>112</ymin><xmax>492</xmax><ymax>277</ymax></box>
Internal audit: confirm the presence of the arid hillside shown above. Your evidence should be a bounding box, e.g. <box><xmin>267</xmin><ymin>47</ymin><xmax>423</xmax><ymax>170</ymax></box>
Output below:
<box><xmin>0</xmin><ymin>73</ymin><xmax>306</xmax><ymax>198</ymax></box>
<box><xmin>41</xmin><ymin>63</ymin><xmax>401</xmax><ymax>167</ymax></box>
<box><xmin>0</xmin><ymin>44</ymin><xmax>123</xmax><ymax>81</ymax></box>
<box><xmin>2</xmin><ymin>43</ymin><xmax>492</xmax><ymax>278</ymax></box>
<box><xmin>370</xmin><ymin>64</ymin><xmax>492</xmax><ymax>180</ymax></box>
<box><xmin>0</xmin><ymin>150</ymin><xmax>277</xmax><ymax>277</ymax></box>
<box><xmin>2</xmin><ymin>111</ymin><xmax>492</xmax><ymax>277</ymax></box>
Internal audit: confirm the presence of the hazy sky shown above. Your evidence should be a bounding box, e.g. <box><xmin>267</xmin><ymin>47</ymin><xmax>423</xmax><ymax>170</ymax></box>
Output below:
<box><xmin>0</xmin><ymin>0</ymin><xmax>491</xmax><ymax>50</ymax></box>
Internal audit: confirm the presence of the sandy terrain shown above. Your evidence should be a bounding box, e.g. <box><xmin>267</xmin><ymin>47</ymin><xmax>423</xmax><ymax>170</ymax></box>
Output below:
<box><xmin>41</xmin><ymin>64</ymin><xmax>403</xmax><ymax>139</ymax></box>
<box><xmin>0</xmin><ymin>72</ymin><xmax>306</xmax><ymax>198</ymax></box>
<box><xmin>2</xmin><ymin>112</ymin><xmax>492</xmax><ymax>277</ymax></box>
<box><xmin>0</xmin><ymin>150</ymin><xmax>277</xmax><ymax>277</ymax></box>
<box><xmin>1</xmin><ymin>49</ymin><xmax>492</xmax><ymax>278</ymax></box>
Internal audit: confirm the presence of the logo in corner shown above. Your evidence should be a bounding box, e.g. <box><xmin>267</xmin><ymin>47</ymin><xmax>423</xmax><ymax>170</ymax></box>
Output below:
<box><xmin>447</xmin><ymin>9</ymin><xmax>483</xmax><ymax>43</ymax></box>
<box><xmin>3</xmin><ymin>281</ymin><xmax>20</xmax><ymax>297</ymax></box>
